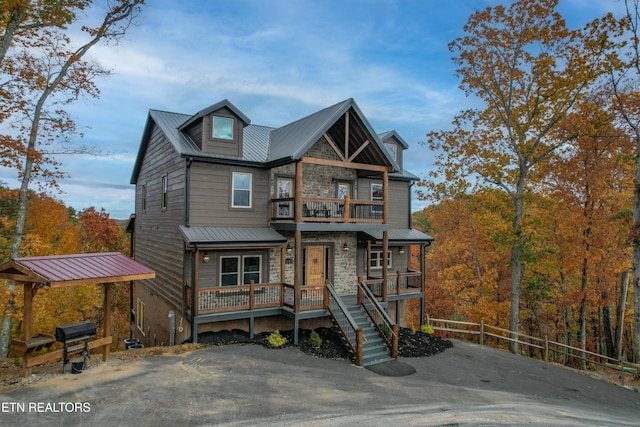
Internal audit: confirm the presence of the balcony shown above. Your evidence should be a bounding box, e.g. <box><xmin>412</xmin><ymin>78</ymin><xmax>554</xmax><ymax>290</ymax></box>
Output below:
<box><xmin>270</xmin><ymin>196</ymin><xmax>384</xmax><ymax>224</ymax></box>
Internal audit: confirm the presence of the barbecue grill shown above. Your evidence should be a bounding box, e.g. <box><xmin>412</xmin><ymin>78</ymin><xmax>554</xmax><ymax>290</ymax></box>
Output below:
<box><xmin>55</xmin><ymin>321</ymin><xmax>96</xmax><ymax>373</ymax></box>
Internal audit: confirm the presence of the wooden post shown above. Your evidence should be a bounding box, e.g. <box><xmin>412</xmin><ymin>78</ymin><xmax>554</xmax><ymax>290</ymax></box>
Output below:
<box><xmin>280</xmin><ymin>246</ymin><xmax>286</xmax><ymax>285</ymax></box>
<box><xmin>383</xmin><ymin>170</ymin><xmax>389</xmax><ymax>224</ymax></box>
<box><xmin>480</xmin><ymin>320</ymin><xmax>485</xmax><ymax>346</ymax></box>
<box><xmin>392</xmin><ymin>324</ymin><xmax>398</xmax><ymax>358</ymax></box>
<box><xmin>356</xmin><ymin>328</ymin><xmax>363</xmax><ymax>366</ymax></box>
<box><xmin>343</xmin><ymin>195</ymin><xmax>350</xmax><ymax>222</ymax></box>
<box><xmin>103</xmin><ymin>283</ymin><xmax>112</xmax><ymax>362</ymax></box>
<box><xmin>295</xmin><ymin>161</ymin><xmax>303</xmax><ymax>222</ymax></box>
<box><xmin>382</xmin><ymin>231</ymin><xmax>389</xmax><ymax>302</ymax></box>
<box><xmin>294</xmin><ymin>229</ymin><xmax>302</xmax><ymax>313</ymax></box>
<box><xmin>357</xmin><ymin>276</ymin><xmax>363</xmax><ymax>305</ymax></box>
<box><xmin>249</xmin><ymin>280</ymin><xmax>255</xmax><ymax>311</ymax></box>
<box><xmin>22</xmin><ymin>282</ymin><xmax>33</xmax><ymax>377</ymax></box>
<box><xmin>545</xmin><ymin>335</ymin><xmax>549</xmax><ymax>363</ymax></box>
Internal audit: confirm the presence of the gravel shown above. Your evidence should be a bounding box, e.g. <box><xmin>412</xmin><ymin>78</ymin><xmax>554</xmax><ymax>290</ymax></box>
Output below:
<box><xmin>198</xmin><ymin>326</ymin><xmax>453</xmax><ymax>360</ymax></box>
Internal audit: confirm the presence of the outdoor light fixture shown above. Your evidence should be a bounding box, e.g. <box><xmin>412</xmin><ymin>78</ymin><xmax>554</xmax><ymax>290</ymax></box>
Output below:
<box><xmin>287</xmin><ymin>244</ymin><xmax>293</xmax><ymax>254</ymax></box>
<box><xmin>343</xmin><ymin>243</ymin><xmax>349</xmax><ymax>251</ymax></box>
<box><xmin>399</xmin><ymin>247</ymin><xmax>405</xmax><ymax>254</ymax></box>
<box><xmin>202</xmin><ymin>253</ymin><xmax>210</xmax><ymax>263</ymax></box>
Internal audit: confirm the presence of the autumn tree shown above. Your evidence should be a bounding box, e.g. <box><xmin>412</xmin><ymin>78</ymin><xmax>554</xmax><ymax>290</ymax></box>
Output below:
<box><xmin>587</xmin><ymin>0</ymin><xmax>640</xmax><ymax>362</ymax></box>
<box><xmin>79</xmin><ymin>206</ymin><xmax>128</xmax><ymax>253</ymax></box>
<box><xmin>421</xmin><ymin>0</ymin><xmax>603</xmax><ymax>352</ymax></box>
<box><xmin>0</xmin><ymin>0</ymin><xmax>144</xmax><ymax>358</ymax></box>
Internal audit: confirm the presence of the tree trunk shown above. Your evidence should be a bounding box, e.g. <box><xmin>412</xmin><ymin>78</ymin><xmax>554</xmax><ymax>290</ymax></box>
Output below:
<box><xmin>579</xmin><ymin>257</ymin><xmax>588</xmax><ymax>370</ymax></box>
<box><xmin>509</xmin><ymin>170</ymin><xmax>526</xmax><ymax>354</ymax></box>
<box><xmin>634</xmin><ymin>135</ymin><xmax>640</xmax><ymax>363</ymax></box>
<box><xmin>615</xmin><ymin>270</ymin><xmax>630</xmax><ymax>360</ymax></box>
<box><xmin>602</xmin><ymin>302</ymin><xmax>615</xmax><ymax>359</ymax></box>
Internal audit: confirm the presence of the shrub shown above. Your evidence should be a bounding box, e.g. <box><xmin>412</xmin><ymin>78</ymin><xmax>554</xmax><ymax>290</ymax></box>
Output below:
<box><xmin>309</xmin><ymin>330</ymin><xmax>322</xmax><ymax>348</ymax></box>
<box><xmin>268</xmin><ymin>330</ymin><xmax>287</xmax><ymax>347</ymax></box>
<box><xmin>421</xmin><ymin>324</ymin><xmax>434</xmax><ymax>335</ymax></box>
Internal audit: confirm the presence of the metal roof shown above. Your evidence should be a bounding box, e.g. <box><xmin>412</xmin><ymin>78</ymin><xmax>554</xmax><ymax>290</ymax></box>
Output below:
<box><xmin>361</xmin><ymin>228</ymin><xmax>434</xmax><ymax>244</ymax></box>
<box><xmin>378</xmin><ymin>130</ymin><xmax>409</xmax><ymax>149</ymax></box>
<box><xmin>180</xmin><ymin>226</ymin><xmax>287</xmax><ymax>247</ymax></box>
<box><xmin>179</xmin><ymin>99</ymin><xmax>251</xmax><ymax>130</ymax></box>
<box><xmin>0</xmin><ymin>252</ymin><xmax>155</xmax><ymax>287</ymax></box>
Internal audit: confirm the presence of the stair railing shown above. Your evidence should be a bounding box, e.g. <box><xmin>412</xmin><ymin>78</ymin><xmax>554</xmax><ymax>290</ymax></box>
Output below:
<box><xmin>324</xmin><ymin>284</ymin><xmax>363</xmax><ymax>366</ymax></box>
<box><xmin>358</xmin><ymin>281</ymin><xmax>398</xmax><ymax>358</ymax></box>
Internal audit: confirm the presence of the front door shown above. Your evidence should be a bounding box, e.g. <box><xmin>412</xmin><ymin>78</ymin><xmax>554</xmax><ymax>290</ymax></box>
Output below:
<box><xmin>305</xmin><ymin>245</ymin><xmax>328</xmax><ymax>285</ymax></box>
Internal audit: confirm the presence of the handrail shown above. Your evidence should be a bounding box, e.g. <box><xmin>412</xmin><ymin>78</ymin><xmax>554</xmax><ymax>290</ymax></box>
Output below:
<box><xmin>358</xmin><ymin>281</ymin><xmax>398</xmax><ymax>358</ymax></box>
<box><xmin>325</xmin><ymin>284</ymin><xmax>363</xmax><ymax>366</ymax></box>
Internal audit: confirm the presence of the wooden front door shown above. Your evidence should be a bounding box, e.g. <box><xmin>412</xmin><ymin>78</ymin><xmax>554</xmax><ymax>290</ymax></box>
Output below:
<box><xmin>305</xmin><ymin>245</ymin><xmax>327</xmax><ymax>285</ymax></box>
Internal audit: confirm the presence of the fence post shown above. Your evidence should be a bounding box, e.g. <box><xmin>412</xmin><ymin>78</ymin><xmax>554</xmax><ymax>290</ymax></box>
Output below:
<box><xmin>545</xmin><ymin>336</ymin><xmax>549</xmax><ymax>363</ymax></box>
<box><xmin>480</xmin><ymin>320</ymin><xmax>485</xmax><ymax>346</ymax></box>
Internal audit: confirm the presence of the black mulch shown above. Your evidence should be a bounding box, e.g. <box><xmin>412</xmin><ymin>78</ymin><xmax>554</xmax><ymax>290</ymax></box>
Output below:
<box><xmin>198</xmin><ymin>326</ymin><xmax>453</xmax><ymax>360</ymax></box>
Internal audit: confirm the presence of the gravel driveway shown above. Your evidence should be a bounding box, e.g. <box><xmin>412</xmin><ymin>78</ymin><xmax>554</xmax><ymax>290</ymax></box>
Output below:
<box><xmin>1</xmin><ymin>341</ymin><xmax>639</xmax><ymax>426</ymax></box>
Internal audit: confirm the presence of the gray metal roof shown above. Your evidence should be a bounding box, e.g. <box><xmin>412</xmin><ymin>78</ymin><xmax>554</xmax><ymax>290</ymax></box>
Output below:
<box><xmin>378</xmin><ymin>130</ymin><xmax>409</xmax><ymax>149</ymax></box>
<box><xmin>361</xmin><ymin>228</ymin><xmax>434</xmax><ymax>244</ymax></box>
<box><xmin>0</xmin><ymin>252</ymin><xmax>155</xmax><ymax>287</ymax></box>
<box><xmin>132</xmin><ymin>98</ymin><xmax>411</xmax><ymax>183</ymax></box>
<box><xmin>180</xmin><ymin>226</ymin><xmax>287</xmax><ymax>247</ymax></box>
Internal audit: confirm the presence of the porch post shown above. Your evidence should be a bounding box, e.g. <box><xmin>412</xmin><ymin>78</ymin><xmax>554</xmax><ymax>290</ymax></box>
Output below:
<box><xmin>294</xmin><ymin>229</ymin><xmax>302</xmax><ymax>313</ymax></box>
<box><xmin>22</xmin><ymin>282</ymin><xmax>33</xmax><ymax>377</ymax></box>
<box><xmin>103</xmin><ymin>283</ymin><xmax>111</xmax><ymax>361</ymax></box>
<box><xmin>382</xmin><ymin>231</ymin><xmax>388</xmax><ymax>302</ymax></box>
<box><xmin>420</xmin><ymin>244</ymin><xmax>426</xmax><ymax>326</ymax></box>
<box><xmin>295</xmin><ymin>161</ymin><xmax>303</xmax><ymax>222</ymax></box>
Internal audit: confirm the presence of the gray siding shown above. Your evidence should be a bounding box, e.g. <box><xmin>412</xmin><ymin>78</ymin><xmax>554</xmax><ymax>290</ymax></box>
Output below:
<box><xmin>134</xmin><ymin>121</ymin><xmax>186</xmax><ymax>309</ymax></box>
<box><xmin>188</xmin><ymin>162</ymin><xmax>270</xmax><ymax>227</ymax></box>
<box><xmin>201</xmin><ymin>107</ymin><xmax>244</xmax><ymax>157</ymax></box>
<box><xmin>357</xmin><ymin>177</ymin><xmax>410</xmax><ymax>228</ymax></box>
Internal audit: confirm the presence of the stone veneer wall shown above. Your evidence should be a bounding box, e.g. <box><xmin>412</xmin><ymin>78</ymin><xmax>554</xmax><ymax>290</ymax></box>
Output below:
<box><xmin>269</xmin><ymin>232</ymin><xmax>358</xmax><ymax>295</ymax></box>
<box><xmin>270</xmin><ymin>137</ymin><xmax>358</xmax><ymax>199</ymax></box>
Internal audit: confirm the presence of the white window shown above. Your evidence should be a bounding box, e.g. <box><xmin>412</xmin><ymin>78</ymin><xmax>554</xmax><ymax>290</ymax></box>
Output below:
<box><xmin>370</xmin><ymin>250</ymin><xmax>392</xmax><ymax>269</ymax></box>
<box><xmin>371</xmin><ymin>183</ymin><xmax>383</xmax><ymax>213</ymax></box>
<box><xmin>220</xmin><ymin>255</ymin><xmax>262</xmax><ymax>286</ymax></box>
<box><xmin>161</xmin><ymin>174</ymin><xmax>168</xmax><ymax>210</ymax></box>
<box><xmin>232</xmin><ymin>172</ymin><xmax>252</xmax><ymax>208</ymax></box>
<box><xmin>212</xmin><ymin>116</ymin><xmax>234</xmax><ymax>140</ymax></box>
<box><xmin>136</xmin><ymin>298</ymin><xmax>145</xmax><ymax>335</ymax></box>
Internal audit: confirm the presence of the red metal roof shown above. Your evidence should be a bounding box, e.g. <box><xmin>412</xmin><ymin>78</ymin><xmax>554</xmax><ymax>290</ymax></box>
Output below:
<box><xmin>0</xmin><ymin>252</ymin><xmax>155</xmax><ymax>287</ymax></box>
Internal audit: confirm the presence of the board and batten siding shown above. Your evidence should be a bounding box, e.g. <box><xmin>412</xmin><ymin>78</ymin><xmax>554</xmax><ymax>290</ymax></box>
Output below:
<box><xmin>134</xmin><ymin>121</ymin><xmax>186</xmax><ymax>310</ymax></box>
<box><xmin>188</xmin><ymin>162</ymin><xmax>270</xmax><ymax>227</ymax></box>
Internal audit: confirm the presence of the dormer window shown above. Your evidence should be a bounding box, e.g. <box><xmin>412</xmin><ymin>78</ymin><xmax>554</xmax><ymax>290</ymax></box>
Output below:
<box><xmin>212</xmin><ymin>116</ymin><xmax>234</xmax><ymax>140</ymax></box>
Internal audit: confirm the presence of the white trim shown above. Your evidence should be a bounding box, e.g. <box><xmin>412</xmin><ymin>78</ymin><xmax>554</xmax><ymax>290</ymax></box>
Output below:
<box><xmin>136</xmin><ymin>298</ymin><xmax>145</xmax><ymax>335</ymax></box>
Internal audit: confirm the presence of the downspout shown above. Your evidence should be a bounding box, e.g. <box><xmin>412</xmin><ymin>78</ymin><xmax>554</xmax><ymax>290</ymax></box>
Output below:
<box><xmin>185</xmin><ymin>157</ymin><xmax>193</xmax><ymax>228</ymax></box>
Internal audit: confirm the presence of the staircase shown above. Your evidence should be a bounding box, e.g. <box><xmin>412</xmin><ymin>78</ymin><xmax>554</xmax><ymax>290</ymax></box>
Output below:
<box><xmin>342</xmin><ymin>296</ymin><xmax>393</xmax><ymax>366</ymax></box>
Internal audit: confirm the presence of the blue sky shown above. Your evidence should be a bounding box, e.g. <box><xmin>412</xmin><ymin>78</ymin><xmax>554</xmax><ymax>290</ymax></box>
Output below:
<box><xmin>0</xmin><ymin>0</ymin><xmax>624</xmax><ymax>219</ymax></box>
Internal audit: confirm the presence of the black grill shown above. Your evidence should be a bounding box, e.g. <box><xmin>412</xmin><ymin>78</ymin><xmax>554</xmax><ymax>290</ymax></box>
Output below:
<box><xmin>55</xmin><ymin>321</ymin><xmax>97</xmax><ymax>374</ymax></box>
<box><xmin>55</xmin><ymin>321</ymin><xmax>97</xmax><ymax>343</ymax></box>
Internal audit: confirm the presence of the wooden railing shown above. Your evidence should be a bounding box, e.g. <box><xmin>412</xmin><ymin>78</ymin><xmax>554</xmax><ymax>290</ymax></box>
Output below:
<box><xmin>358</xmin><ymin>281</ymin><xmax>398</xmax><ymax>358</ymax></box>
<box><xmin>198</xmin><ymin>283</ymin><xmax>328</xmax><ymax>315</ymax></box>
<box><xmin>198</xmin><ymin>283</ymin><xmax>283</xmax><ymax>314</ymax></box>
<box><xmin>271</xmin><ymin>196</ymin><xmax>384</xmax><ymax>223</ymax></box>
<box><xmin>325</xmin><ymin>284</ymin><xmax>363</xmax><ymax>366</ymax></box>
<box><xmin>427</xmin><ymin>317</ymin><xmax>640</xmax><ymax>380</ymax></box>
<box><xmin>364</xmin><ymin>271</ymin><xmax>423</xmax><ymax>297</ymax></box>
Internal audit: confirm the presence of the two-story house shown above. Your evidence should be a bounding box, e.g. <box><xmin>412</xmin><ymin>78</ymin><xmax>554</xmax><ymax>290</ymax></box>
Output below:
<box><xmin>128</xmin><ymin>98</ymin><xmax>432</xmax><ymax>365</ymax></box>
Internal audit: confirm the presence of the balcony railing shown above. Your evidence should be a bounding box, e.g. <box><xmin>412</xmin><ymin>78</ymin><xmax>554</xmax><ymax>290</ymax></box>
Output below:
<box><xmin>364</xmin><ymin>271</ymin><xmax>423</xmax><ymax>298</ymax></box>
<box><xmin>271</xmin><ymin>196</ymin><xmax>383</xmax><ymax>223</ymax></box>
<box><xmin>196</xmin><ymin>283</ymin><xmax>327</xmax><ymax>315</ymax></box>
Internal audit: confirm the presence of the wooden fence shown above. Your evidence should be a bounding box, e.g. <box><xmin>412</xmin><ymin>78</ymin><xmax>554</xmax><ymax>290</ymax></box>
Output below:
<box><xmin>427</xmin><ymin>316</ymin><xmax>639</xmax><ymax>384</ymax></box>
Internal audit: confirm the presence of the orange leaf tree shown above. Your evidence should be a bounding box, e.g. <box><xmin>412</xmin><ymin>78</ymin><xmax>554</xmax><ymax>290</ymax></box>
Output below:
<box><xmin>421</xmin><ymin>0</ymin><xmax>604</xmax><ymax>353</ymax></box>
